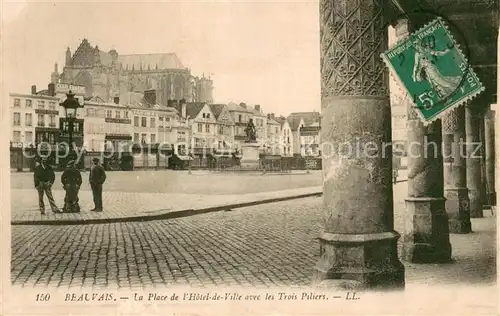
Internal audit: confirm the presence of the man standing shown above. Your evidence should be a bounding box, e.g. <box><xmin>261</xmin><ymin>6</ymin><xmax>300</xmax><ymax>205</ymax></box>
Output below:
<box><xmin>89</xmin><ymin>158</ymin><xmax>106</xmax><ymax>212</ymax></box>
<box><xmin>34</xmin><ymin>157</ymin><xmax>61</xmax><ymax>214</ymax></box>
<box><xmin>61</xmin><ymin>160</ymin><xmax>82</xmax><ymax>213</ymax></box>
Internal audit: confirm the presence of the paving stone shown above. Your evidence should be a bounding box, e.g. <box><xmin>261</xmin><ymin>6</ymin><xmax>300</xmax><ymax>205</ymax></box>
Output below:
<box><xmin>11</xmin><ymin>178</ymin><xmax>495</xmax><ymax>288</ymax></box>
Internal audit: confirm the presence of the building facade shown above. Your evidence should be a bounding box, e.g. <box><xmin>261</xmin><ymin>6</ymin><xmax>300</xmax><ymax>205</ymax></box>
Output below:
<box><xmin>278</xmin><ymin>118</ymin><xmax>293</xmax><ymax>157</ymax></box>
<box><xmin>10</xmin><ymin>86</ymin><xmax>61</xmax><ymax>150</ymax></box>
<box><xmin>265</xmin><ymin>113</ymin><xmax>281</xmax><ymax>155</ymax></box>
<box><xmin>209</xmin><ymin>104</ymin><xmax>235</xmax><ymax>151</ymax></box>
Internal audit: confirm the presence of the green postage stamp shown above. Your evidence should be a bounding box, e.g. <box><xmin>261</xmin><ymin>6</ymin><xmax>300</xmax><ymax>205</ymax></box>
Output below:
<box><xmin>381</xmin><ymin>18</ymin><xmax>484</xmax><ymax>124</ymax></box>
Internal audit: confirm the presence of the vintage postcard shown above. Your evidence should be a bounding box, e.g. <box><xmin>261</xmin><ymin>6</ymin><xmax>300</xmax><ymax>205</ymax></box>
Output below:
<box><xmin>1</xmin><ymin>1</ymin><xmax>498</xmax><ymax>315</ymax></box>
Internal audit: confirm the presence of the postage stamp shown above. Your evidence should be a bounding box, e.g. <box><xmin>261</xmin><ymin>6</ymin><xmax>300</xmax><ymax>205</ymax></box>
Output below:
<box><xmin>381</xmin><ymin>17</ymin><xmax>485</xmax><ymax>124</ymax></box>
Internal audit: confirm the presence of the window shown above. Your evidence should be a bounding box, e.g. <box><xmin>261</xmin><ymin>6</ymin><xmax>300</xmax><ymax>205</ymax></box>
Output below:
<box><xmin>37</xmin><ymin>114</ymin><xmax>45</xmax><ymax>126</ymax></box>
<box><xmin>238</xmin><ymin>114</ymin><xmax>242</xmax><ymax>122</ymax></box>
<box><xmin>150</xmin><ymin>118</ymin><xmax>155</xmax><ymax>128</ymax></box>
<box><xmin>150</xmin><ymin>134</ymin><xmax>156</xmax><ymax>143</ymax></box>
<box><xmin>134</xmin><ymin>116</ymin><xmax>139</xmax><ymax>127</ymax></box>
<box><xmin>13</xmin><ymin>131</ymin><xmax>21</xmax><ymax>142</ymax></box>
<box><xmin>106</xmin><ymin>110</ymin><xmax>112</xmax><ymax>118</ymax></box>
<box><xmin>13</xmin><ymin>112</ymin><xmax>21</xmax><ymax>126</ymax></box>
<box><xmin>124</xmin><ymin>111</ymin><xmax>129</xmax><ymax>118</ymax></box>
<box><xmin>25</xmin><ymin>99</ymin><xmax>32</xmax><ymax>108</ymax></box>
<box><xmin>49</xmin><ymin>102</ymin><xmax>56</xmax><ymax>110</ymax></box>
<box><xmin>205</xmin><ymin>124</ymin><xmax>210</xmax><ymax>133</ymax></box>
<box><xmin>197</xmin><ymin>123</ymin><xmax>202</xmax><ymax>133</ymax></box>
<box><xmin>49</xmin><ymin>115</ymin><xmax>56</xmax><ymax>127</ymax></box>
<box><xmin>86</xmin><ymin>108</ymin><xmax>95</xmax><ymax>117</ymax></box>
<box><xmin>13</xmin><ymin>98</ymin><xmax>20</xmax><ymax>107</ymax></box>
<box><xmin>25</xmin><ymin>131</ymin><xmax>33</xmax><ymax>143</ymax></box>
<box><xmin>218</xmin><ymin>125</ymin><xmax>224</xmax><ymax>135</ymax></box>
<box><xmin>25</xmin><ymin>113</ymin><xmax>32</xmax><ymax>126</ymax></box>
<box><xmin>141</xmin><ymin>117</ymin><xmax>147</xmax><ymax>127</ymax></box>
<box><xmin>134</xmin><ymin>133</ymin><xmax>139</xmax><ymax>142</ymax></box>
<box><xmin>141</xmin><ymin>133</ymin><xmax>147</xmax><ymax>144</ymax></box>
<box><xmin>115</xmin><ymin>111</ymin><xmax>121</xmax><ymax>119</ymax></box>
<box><xmin>37</xmin><ymin>100</ymin><xmax>45</xmax><ymax>109</ymax></box>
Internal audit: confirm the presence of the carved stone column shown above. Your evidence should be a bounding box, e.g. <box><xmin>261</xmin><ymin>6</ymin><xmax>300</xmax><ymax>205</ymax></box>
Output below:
<box><xmin>313</xmin><ymin>0</ymin><xmax>404</xmax><ymax>289</ymax></box>
<box><xmin>442</xmin><ymin>106</ymin><xmax>471</xmax><ymax>233</ymax></box>
<box><xmin>484</xmin><ymin>109</ymin><xmax>496</xmax><ymax>206</ymax></box>
<box><xmin>465</xmin><ymin>104</ymin><xmax>483</xmax><ymax>218</ymax></box>
<box><xmin>397</xmin><ymin>20</ymin><xmax>451</xmax><ymax>263</ymax></box>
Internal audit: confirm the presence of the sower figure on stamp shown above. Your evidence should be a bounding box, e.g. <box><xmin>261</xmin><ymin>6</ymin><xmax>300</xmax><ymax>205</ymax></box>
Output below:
<box><xmin>89</xmin><ymin>158</ymin><xmax>106</xmax><ymax>212</ymax></box>
<box><xmin>61</xmin><ymin>160</ymin><xmax>82</xmax><ymax>213</ymax></box>
<box><xmin>34</xmin><ymin>157</ymin><xmax>61</xmax><ymax>214</ymax></box>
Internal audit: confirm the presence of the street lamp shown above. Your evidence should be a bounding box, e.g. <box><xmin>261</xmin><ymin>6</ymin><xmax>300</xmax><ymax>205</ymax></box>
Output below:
<box><xmin>60</xmin><ymin>90</ymin><xmax>82</xmax><ymax>161</ymax></box>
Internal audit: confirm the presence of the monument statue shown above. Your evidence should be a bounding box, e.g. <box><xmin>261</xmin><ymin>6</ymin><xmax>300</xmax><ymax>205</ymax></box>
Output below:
<box><xmin>244</xmin><ymin>118</ymin><xmax>257</xmax><ymax>143</ymax></box>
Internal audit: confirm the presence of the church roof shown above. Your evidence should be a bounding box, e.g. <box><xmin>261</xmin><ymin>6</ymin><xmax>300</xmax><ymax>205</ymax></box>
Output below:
<box><xmin>226</xmin><ymin>102</ymin><xmax>252</xmax><ymax>113</ymax></box>
<box><xmin>116</xmin><ymin>53</ymin><xmax>185</xmax><ymax>70</ymax></box>
<box><xmin>169</xmin><ymin>102</ymin><xmax>207</xmax><ymax>119</ymax></box>
<box><xmin>287</xmin><ymin>116</ymin><xmax>304</xmax><ymax>131</ymax></box>
<box><xmin>209</xmin><ymin>104</ymin><xmax>226</xmax><ymax>119</ymax></box>
<box><xmin>185</xmin><ymin>102</ymin><xmax>207</xmax><ymax>119</ymax></box>
<box><xmin>288</xmin><ymin>111</ymin><xmax>321</xmax><ymax>126</ymax></box>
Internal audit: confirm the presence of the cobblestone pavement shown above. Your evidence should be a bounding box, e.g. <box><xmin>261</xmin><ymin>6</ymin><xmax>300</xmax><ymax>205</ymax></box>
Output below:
<box><xmin>11</xmin><ymin>181</ymin><xmax>495</xmax><ymax>289</ymax></box>
<box><xmin>10</xmin><ymin>170</ymin><xmax>322</xmax><ymax>194</ymax></box>
<box><xmin>11</xmin><ymin>187</ymin><xmax>321</xmax><ymax>223</ymax></box>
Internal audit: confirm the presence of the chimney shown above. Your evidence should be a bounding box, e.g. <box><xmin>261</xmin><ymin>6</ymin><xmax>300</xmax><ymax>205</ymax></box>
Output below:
<box><xmin>271</xmin><ymin>113</ymin><xmax>275</xmax><ymax>120</ymax></box>
<box><xmin>255</xmin><ymin>104</ymin><xmax>260</xmax><ymax>112</ymax></box>
<box><xmin>239</xmin><ymin>102</ymin><xmax>246</xmax><ymax>109</ymax></box>
<box><xmin>31</xmin><ymin>85</ymin><xmax>37</xmax><ymax>95</ymax></box>
<box><xmin>180</xmin><ymin>99</ymin><xmax>187</xmax><ymax>118</ymax></box>
<box><xmin>144</xmin><ymin>89</ymin><xmax>156</xmax><ymax>105</ymax></box>
<box><xmin>48</xmin><ymin>83</ymin><xmax>55</xmax><ymax>96</ymax></box>
<box><xmin>113</xmin><ymin>96</ymin><xmax>120</xmax><ymax>104</ymax></box>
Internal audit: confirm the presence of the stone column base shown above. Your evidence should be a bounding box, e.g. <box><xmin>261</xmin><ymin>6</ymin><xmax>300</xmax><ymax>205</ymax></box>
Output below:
<box><xmin>313</xmin><ymin>231</ymin><xmax>404</xmax><ymax>290</ymax></box>
<box><xmin>486</xmin><ymin>192</ymin><xmax>497</xmax><ymax>207</ymax></box>
<box><xmin>402</xmin><ymin>197</ymin><xmax>452</xmax><ymax>263</ymax></box>
<box><xmin>444</xmin><ymin>187</ymin><xmax>472</xmax><ymax>234</ymax></box>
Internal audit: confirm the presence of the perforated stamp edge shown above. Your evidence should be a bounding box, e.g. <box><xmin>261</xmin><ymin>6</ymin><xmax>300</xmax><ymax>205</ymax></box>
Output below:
<box><xmin>381</xmin><ymin>17</ymin><xmax>485</xmax><ymax>126</ymax></box>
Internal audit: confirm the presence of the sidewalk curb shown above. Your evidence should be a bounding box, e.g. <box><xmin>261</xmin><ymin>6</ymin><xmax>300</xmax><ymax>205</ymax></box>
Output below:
<box><xmin>11</xmin><ymin>191</ymin><xmax>323</xmax><ymax>226</ymax></box>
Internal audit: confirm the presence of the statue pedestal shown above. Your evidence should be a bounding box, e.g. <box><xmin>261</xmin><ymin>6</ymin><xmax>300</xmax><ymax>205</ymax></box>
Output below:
<box><xmin>240</xmin><ymin>143</ymin><xmax>260</xmax><ymax>169</ymax></box>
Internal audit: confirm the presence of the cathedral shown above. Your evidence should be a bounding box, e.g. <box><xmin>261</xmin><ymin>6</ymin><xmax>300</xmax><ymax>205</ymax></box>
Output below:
<box><xmin>53</xmin><ymin>39</ymin><xmax>213</xmax><ymax>104</ymax></box>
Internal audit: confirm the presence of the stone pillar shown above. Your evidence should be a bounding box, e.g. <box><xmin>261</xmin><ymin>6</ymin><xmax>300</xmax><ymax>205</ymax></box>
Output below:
<box><xmin>442</xmin><ymin>106</ymin><xmax>472</xmax><ymax>233</ymax></box>
<box><xmin>313</xmin><ymin>0</ymin><xmax>404</xmax><ymax>289</ymax></box>
<box><xmin>484</xmin><ymin>109</ymin><xmax>496</xmax><ymax>206</ymax></box>
<box><xmin>398</xmin><ymin>20</ymin><xmax>451</xmax><ymax>263</ymax></box>
<box><xmin>465</xmin><ymin>104</ymin><xmax>483</xmax><ymax>218</ymax></box>
<box><xmin>479</xmin><ymin>117</ymin><xmax>488</xmax><ymax>207</ymax></box>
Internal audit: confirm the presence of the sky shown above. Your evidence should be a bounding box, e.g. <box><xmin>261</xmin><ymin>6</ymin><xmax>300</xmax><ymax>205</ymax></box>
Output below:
<box><xmin>2</xmin><ymin>0</ymin><xmax>322</xmax><ymax>116</ymax></box>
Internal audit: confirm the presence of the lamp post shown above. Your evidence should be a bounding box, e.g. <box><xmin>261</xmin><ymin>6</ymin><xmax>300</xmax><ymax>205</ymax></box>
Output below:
<box><xmin>60</xmin><ymin>90</ymin><xmax>82</xmax><ymax>163</ymax></box>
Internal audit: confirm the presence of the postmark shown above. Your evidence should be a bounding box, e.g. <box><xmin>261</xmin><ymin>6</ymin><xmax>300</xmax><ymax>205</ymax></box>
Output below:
<box><xmin>382</xmin><ymin>17</ymin><xmax>485</xmax><ymax>124</ymax></box>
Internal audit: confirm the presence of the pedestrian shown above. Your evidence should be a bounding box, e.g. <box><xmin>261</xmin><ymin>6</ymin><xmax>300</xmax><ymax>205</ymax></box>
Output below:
<box><xmin>61</xmin><ymin>160</ymin><xmax>82</xmax><ymax>213</ymax></box>
<box><xmin>34</xmin><ymin>157</ymin><xmax>61</xmax><ymax>214</ymax></box>
<box><xmin>89</xmin><ymin>158</ymin><xmax>106</xmax><ymax>212</ymax></box>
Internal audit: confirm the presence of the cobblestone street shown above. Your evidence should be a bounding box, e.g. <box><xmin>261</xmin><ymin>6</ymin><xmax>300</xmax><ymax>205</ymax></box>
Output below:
<box><xmin>11</xmin><ymin>180</ymin><xmax>495</xmax><ymax>289</ymax></box>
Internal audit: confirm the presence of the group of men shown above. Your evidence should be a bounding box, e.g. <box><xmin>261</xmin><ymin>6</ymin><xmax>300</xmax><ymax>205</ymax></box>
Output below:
<box><xmin>34</xmin><ymin>157</ymin><xmax>107</xmax><ymax>214</ymax></box>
